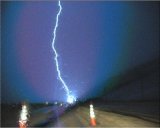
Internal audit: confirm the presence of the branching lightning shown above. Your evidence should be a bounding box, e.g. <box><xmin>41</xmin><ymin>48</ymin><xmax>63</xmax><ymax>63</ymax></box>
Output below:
<box><xmin>51</xmin><ymin>0</ymin><xmax>76</xmax><ymax>104</ymax></box>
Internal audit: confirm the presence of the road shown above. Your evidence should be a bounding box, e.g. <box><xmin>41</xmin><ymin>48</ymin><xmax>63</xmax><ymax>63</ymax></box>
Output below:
<box><xmin>44</xmin><ymin>106</ymin><xmax>159</xmax><ymax>127</ymax></box>
<box><xmin>50</xmin><ymin>107</ymin><xmax>159</xmax><ymax>127</ymax></box>
<box><xmin>2</xmin><ymin>103</ymin><xmax>159</xmax><ymax>127</ymax></box>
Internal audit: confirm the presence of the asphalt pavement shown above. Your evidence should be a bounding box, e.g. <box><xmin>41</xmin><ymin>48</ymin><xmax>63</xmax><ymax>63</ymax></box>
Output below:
<box><xmin>47</xmin><ymin>106</ymin><xmax>159</xmax><ymax>127</ymax></box>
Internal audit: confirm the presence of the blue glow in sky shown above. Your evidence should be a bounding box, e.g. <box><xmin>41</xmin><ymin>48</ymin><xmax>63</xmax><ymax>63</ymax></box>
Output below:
<box><xmin>1</xmin><ymin>1</ymin><xmax>159</xmax><ymax>103</ymax></box>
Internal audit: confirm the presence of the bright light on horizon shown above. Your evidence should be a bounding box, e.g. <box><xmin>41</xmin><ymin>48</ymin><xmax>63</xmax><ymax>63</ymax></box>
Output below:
<box><xmin>67</xmin><ymin>95</ymin><xmax>76</xmax><ymax>104</ymax></box>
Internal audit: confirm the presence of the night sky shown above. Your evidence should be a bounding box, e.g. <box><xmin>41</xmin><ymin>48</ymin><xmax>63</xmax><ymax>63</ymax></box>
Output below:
<box><xmin>1</xmin><ymin>1</ymin><xmax>159</xmax><ymax>103</ymax></box>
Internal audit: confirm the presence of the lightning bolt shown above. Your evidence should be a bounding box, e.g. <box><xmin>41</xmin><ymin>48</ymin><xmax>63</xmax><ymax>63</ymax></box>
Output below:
<box><xmin>51</xmin><ymin>0</ymin><xmax>76</xmax><ymax>104</ymax></box>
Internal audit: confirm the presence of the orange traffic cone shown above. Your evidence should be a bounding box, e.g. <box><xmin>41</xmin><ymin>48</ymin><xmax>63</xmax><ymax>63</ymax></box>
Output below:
<box><xmin>90</xmin><ymin>104</ymin><xmax>96</xmax><ymax>126</ymax></box>
<box><xmin>19</xmin><ymin>120</ymin><xmax>27</xmax><ymax>128</ymax></box>
<box><xmin>19</xmin><ymin>104</ymin><xmax>28</xmax><ymax>128</ymax></box>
